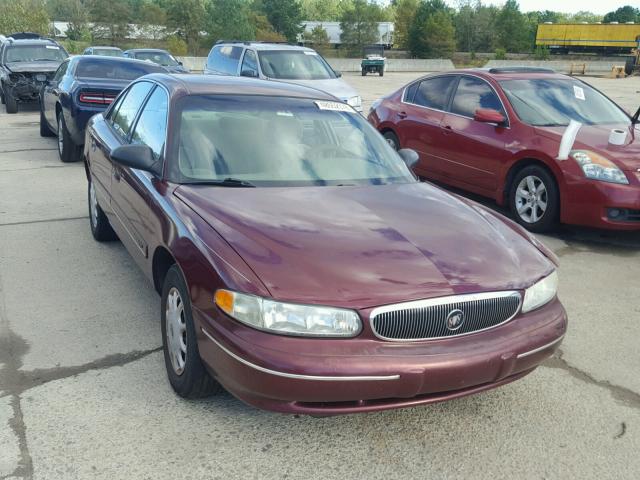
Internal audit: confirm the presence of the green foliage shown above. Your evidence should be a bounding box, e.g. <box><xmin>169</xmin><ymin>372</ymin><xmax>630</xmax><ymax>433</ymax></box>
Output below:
<box><xmin>603</xmin><ymin>6</ymin><xmax>639</xmax><ymax>24</ymax></box>
<box><xmin>495</xmin><ymin>0</ymin><xmax>530</xmax><ymax>53</ymax></box>
<box><xmin>303</xmin><ymin>24</ymin><xmax>331</xmax><ymax>54</ymax></box>
<box><xmin>394</xmin><ymin>0</ymin><xmax>419</xmax><ymax>50</ymax></box>
<box><xmin>408</xmin><ymin>0</ymin><xmax>454</xmax><ymax>58</ymax></box>
<box><xmin>533</xmin><ymin>45</ymin><xmax>549</xmax><ymax>60</ymax></box>
<box><xmin>249</xmin><ymin>12</ymin><xmax>287</xmax><ymax>41</ymax></box>
<box><xmin>206</xmin><ymin>0</ymin><xmax>255</xmax><ymax>42</ymax></box>
<box><xmin>260</xmin><ymin>0</ymin><xmax>304</xmax><ymax>43</ymax></box>
<box><xmin>494</xmin><ymin>47</ymin><xmax>506</xmax><ymax>59</ymax></box>
<box><xmin>58</xmin><ymin>39</ymin><xmax>90</xmax><ymax>54</ymax></box>
<box><xmin>90</xmin><ymin>0</ymin><xmax>131</xmax><ymax>44</ymax></box>
<box><xmin>166</xmin><ymin>35</ymin><xmax>188</xmax><ymax>55</ymax></box>
<box><xmin>0</xmin><ymin>0</ymin><xmax>50</xmax><ymax>35</ymax></box>
<box><xmin>339</xmin><ymin>0</ymin><xmax>382</xmax><ymax>56</ymax></box>
<box><xmin>300</xmin><ymin>0</ymin><xmax>342</xmax><ymax>21</ymax></box>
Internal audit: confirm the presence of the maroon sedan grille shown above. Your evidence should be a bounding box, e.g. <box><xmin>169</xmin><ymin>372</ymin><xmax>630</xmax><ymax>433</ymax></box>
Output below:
<box><xmin>370</xmin><ymin>292</ymin><xmax>521</xmax><ymax>341</ymax></box>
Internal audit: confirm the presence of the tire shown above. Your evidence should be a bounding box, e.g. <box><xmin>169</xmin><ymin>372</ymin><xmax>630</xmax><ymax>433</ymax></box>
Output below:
<box><xmin>361</xmin><ymin>69</ymin><xmax>366</xmax><ymax>76</ymax></box>
<box><xmin>161</xmin><ymin>265</ymin><xmax>222</xmax><ymax>399</ymax></box>
<box><xmin>0</xmin><ymin>89</ymin><xmax>4</xmax><ymax>104</ymax></box>
<box><xmin>40</xmin><ymin>104</ymin><xmax>55</xmax><ymax>137</ymax></box>
<box><xmin>88</xmin><ymin>177</ymin><xmax>117</xmax><ymax>242</ymax></box>
<box><xmin>379</xmin><ymin>69</ymin><xmax>384</xmax><ymax>77</ymax></box>
<box><xmin>57</xmin><ymin>113</ymin><xmax>81</xmax><ymax>162</ymax></box>
<box><xmin>383</xmin><ymin>130</ymin><xmax>400</xmax><ymax>150</ymax></box>
<box><xmin>5</xmin><ymin>90</ymin><xmax>18</xmax><ymax>114</ymax></box>
<box><xmin>509</xmin><ymin>165</ymin><xmax>559</xmax><ymax>233</ymax></box>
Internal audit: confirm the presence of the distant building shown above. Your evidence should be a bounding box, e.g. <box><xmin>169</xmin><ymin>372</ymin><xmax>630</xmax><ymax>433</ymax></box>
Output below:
<box><xmin>299</xmin><ymin>21</ymin><xmax>394</xmax><ymax>48</ymax></box>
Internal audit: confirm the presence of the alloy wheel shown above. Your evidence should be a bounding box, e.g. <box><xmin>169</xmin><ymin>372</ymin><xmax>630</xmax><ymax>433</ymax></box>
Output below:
<box><xmin>165</xmin><ymin>287</ymin><xmax>187</xmax><ymax>375</ymax></box>
<box><xmin>515</xmin><ymin>175</ymin><xmax>548</xmax><ymax>224</ymax></box>
<box><xmin>89</xmin><ymin>181</ymin><xmax>98</xmax><ymax>229</ymax></box>
<box><xmin>57</xmin><ymin>117</ymin><xmax>64</xmax><ymax>156</ymax></box>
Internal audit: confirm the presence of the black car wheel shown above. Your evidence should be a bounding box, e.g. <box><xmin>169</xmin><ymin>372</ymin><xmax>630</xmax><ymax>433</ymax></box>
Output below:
<box><xmin>161</xmin><ymin>264</ymin><xmax>222</xmax><ymax>399</ymax></box>
<box><xmin>5</xmin><ymin>90</ymin><xmax>18</xmax><ymax>114</ymax></box>
<box><xmin>509</xmin><ymin>165</ymin><xmax>559</xmax><ymax>233</ymax></box>
<box><xmin>88</xmin><ymin>177</ymin><xmax>118</xmax><ymax>242</ymax></box>
<box><xmin>40</xmin><ymin>104</ymin><xmax>55</xmax><ymax>137</ymax></box>
<box><xmin>383</xmin><ymin>131</ymin><xmax>400</xmax><ymax>150</ymax></box>
<box><xmin>57</xmin><ymin>113</ymin><xmax>81</xmax><ymax>162</ymax></box>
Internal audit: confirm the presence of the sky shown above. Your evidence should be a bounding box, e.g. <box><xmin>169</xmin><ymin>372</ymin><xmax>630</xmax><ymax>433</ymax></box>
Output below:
<box><xmin>445</xmin><ymin>0</ymin><xmax>636</xmax><ymax>15</ymax></box>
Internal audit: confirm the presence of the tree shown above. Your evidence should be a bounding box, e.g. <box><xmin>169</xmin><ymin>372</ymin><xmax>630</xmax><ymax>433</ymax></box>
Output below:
<box><xmin>423</xmin><ymin>10</ymin><xmax>455</xmax><ymax>57</ymax></box>
<box><xmin>300</xmin><ymin>0</ymin><xmax>341</xmax><ymax>21</ymax></box>
<box><xmin>64</xmin><ymin>0</ymin><xmax>91</xmax><ymax>42</ymax></box>
<box><xmin>0</xmin><ymin>0</ymin><xmax>50</xmax><ymax>35</ymax></box>
<box><xmin>495</xmin><ymin>0</ymin><xmax>529</xmax><ymax>53</ymax></box>
<box><xmin>394</xmin><ymin>0</ymin><xmax>419</xmax><ymax>50</ymax></box>
<box><xmin>260</xmin><ymin>0</ymin><xmax>304</xmax><ymax>42</ymax></box>
<box><xmin>140</xmin><ymin>4</ymin><xmax>167</xmax><ymax>41</ymax></box>
<box><xmin>206</xmin><ymin>0</ymin><xmax>255</xmax><ymax>42</ymax></box>
<box><xmin>339</xmin><ymin>0</ymin><xmax>381</xmax><ymax>55</ymax></box>
<box><xmin>90</xmin><ymin>0</ymin><xmax>131</xmax><ymax>45</ymax></box>
<box><xmin>166</xmin><ymin>0</ymin><xmax>205</xmax><ymax>54</ymax></box>
<box><xmin>603</xmin><ymin>6</ymin><xmax>639</xmax><ymax>24</ymax></box>
<box><xmin>302</xmin><ymin>24</ymin><xmax>330</xmax><ymax>54</ymax></box>
<box><xmin>408</xmin><ymin>0</ymin><xmax>451</xmax><ymax>57</ymax></box>
<box><xmin>250</xmin><ymin>12</ymin><xmax>287</xmax><ymax>41</ymax></box>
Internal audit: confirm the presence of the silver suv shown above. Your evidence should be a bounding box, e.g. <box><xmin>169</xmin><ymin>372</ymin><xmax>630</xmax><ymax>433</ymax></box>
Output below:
<box><xmin>204</xmin><ymin>41</ymin><xmax>362</xmax><ymax>112</ymax></box>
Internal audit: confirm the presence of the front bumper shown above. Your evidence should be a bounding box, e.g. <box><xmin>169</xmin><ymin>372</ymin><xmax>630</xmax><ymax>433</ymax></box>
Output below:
<box><xmin>195</xmin><ymin>298</ymin><xmax>567</xmax><ymax>415</ymax></box>
<box><xmin>562</xmin><ymin>171</ymin><xmax>640</xmax><ymax>230</ymax></box>
<box><xmin>5</xmin><ymin>80</ymin><xmax>44</xmax><ymax>102</ymax></box>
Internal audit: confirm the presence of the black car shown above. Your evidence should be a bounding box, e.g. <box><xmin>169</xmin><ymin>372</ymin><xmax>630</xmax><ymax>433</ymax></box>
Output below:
<box><xmin>0</xmin><ymin>34</ymin><xmax>68</xmax><ymax>113</ymax></box>
<box><xmin>123</xmin><ymin>49</ymin><xmax>189</xmax><ymax>73</ymax></box>
<box><xmin>40</xmin><ymin>55</ymin><xmax>165</xmax><ymax>162</ymax></box>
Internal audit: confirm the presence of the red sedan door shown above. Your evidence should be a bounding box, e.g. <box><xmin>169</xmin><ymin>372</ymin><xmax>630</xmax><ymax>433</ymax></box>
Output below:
<box><xmin>437</xmin><ymin>75</ymin><xmax>512</xmax><ymax>196</ymax></box>
<box><xmin>397</xmin><ymin>75</ymin><xmax>457</xmax><ymax>178</ymax></box>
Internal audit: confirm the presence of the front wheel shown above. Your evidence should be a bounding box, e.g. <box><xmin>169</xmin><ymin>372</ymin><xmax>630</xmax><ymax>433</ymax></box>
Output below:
<box><xmin>88</xmin><ymin>178</ymin><xmax>117</xmax><ymax>241</ymax></box>
<box><xmin>161</xmin><ymin>265</ymin><xmax>223</xmax><ymax>399</ymax></box>
<box><xmin>383</xmin><ymin>131</ymin><xmax>400</xmax><ymax>151</ymax></box>
<box><xmin>57</xmin><ymin>113</ymin><xmax>81</xmax><ymax>162</ymax></box>
<box><xmin>40</xmin><ymin>104</ymin><xmax>55</xmax><ymax>137</ymax></box>
<box><xmin>5</xmin><ymin>90</ymin><xmax>17</xmax><ymax>114</ymax></box>
<box><xmin>509</xmin><ymin>165</ymin><xmax>559</xmax><ymax>232</ymax></box>
<box><xmin>361</xmin><ymin>69</ymin><xmax>366</xmax><ymax>76</ymax></box>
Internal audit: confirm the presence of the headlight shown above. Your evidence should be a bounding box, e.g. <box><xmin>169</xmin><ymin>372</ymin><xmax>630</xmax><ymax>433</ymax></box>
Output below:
<box><xmin>214</xmin><ymin>289</ymin><xmax>361</xmax><ymax>337</ymax></box>
<box><xmin>570</xmin><ymin>150</ymin><xmax>628</xmax><ymax>184</ymax></box>
<box><xmin>346</xmin><ymin>96</ymin><xmax>361</xmax><ymax>108</ymax></box>
<box><xmin>522</xmin><ymin>271</ymin><xmax>558</xmax><ymax>313</ymax></box>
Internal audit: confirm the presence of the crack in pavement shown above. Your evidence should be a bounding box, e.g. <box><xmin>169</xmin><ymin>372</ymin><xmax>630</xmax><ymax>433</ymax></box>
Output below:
<box><xmin>0</xmin><ymin>148</ymin><xmax>56</xmax><ymax>154</ymax></box>
<box><xmin>544</xmin><ymin>349</ymin><xmax>640</xmax><ymax>410</ymax></box>
<box><xmin>0</xmin><ymin>165</ymin><xmax>77</xmax><ymax>173</ymax></box>
<box><xmin>0</xmin><ymin>216</ymin><xmax>89</xmax><ymax>228</ymax></box>
<box><xmin>3</xmin><ymin>395</ymin><xmax>33</xmax><ymax>480</ymax></box>
<box><xmin>0</xmin><ymin>346</ymin><xmax>163</xmax><ymax>398</ymax></box>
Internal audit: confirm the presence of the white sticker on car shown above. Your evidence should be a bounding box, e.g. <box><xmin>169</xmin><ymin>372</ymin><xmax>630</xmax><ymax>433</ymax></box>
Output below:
<box><xmin>303</xmin><ymin>51</ymin><xmax>318</xmax><ymax>56</ymax></box>
<box><xmin>314</xmin><ymin>101</ymin><xmax>354</xmax><ymax>112</ymax></box>
<box><xmin>45</xmin><ymin>45</ymin><xmax>60</xmax><ymax>50</ymax></box>
<box><xmin>573</xmin><ymin>85</ymin><xmax>585</xmax><ymax>101</ymax></box>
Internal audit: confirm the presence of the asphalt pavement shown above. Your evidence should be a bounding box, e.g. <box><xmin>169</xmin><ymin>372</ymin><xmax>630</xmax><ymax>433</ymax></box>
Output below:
<box><xmin>1</xmin><ymin>73</ymin><xmax>639</xmax><ymax>480</ymax></box>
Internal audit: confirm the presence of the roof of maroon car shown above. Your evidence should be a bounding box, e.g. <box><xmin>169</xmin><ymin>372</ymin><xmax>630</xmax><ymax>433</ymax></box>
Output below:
<box><xmin>143</xmin><ymin>73</ymin><xmax>339</xmax><ymax>101</ymax></box>
<box><xmin>457</xmin><ymin>68</ymin><xmax>570</xmax><ymax>82</ymax></box>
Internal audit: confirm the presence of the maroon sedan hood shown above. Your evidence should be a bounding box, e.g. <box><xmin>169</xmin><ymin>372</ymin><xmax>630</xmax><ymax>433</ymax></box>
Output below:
<box><xmin>535</xmin><ymin>124</ymin><xmax>640</xmax><ymax>171</ymax></box>
<box><xmin>175</xmin><ymin>183</ymin><xmax>552</xmax><ymax>309</ymax></box>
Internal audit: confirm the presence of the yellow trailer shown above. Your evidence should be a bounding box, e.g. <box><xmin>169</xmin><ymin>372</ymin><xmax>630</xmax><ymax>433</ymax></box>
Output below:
<box><xmin>536</xmin><ymin>23</ymin><xmax>640</xmax><ymax>54</ymax></box>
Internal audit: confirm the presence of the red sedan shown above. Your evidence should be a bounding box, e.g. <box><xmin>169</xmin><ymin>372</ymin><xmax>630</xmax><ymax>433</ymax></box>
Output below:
<box><xmin>85</xmin><ymin>74</ymin><xmax>566</xmax><ymax>415</ymax></box>
<box><xmin>368</xmin><ymin>68</ymin><xmax>640</xmax><ymax>232</ymax></box>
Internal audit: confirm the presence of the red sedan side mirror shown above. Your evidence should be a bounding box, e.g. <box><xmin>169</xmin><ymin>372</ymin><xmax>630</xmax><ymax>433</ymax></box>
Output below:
<box><xmin>474</xmin><ymin>108</ymin><xmax>506</xmax><ymax>125</ymax></box>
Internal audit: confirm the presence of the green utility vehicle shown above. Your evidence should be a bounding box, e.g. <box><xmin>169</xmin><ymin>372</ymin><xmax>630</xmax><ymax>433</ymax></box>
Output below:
<box><xmin>361</xmin><ymin>45</ymin><xmax>385</xmax><ymax>76</ymax></box>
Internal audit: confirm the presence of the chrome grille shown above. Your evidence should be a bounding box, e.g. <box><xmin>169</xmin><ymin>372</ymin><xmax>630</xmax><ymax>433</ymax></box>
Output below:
<box><xmin>370</xmin><ymin>291</ymin><xmax>521</xmax><ymax>341</ymax></box>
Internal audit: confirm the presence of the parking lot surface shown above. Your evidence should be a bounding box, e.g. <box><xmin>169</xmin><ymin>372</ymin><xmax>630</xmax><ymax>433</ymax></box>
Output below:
<box><xmin>1</xmin><ymin>73</ymin><xmax>639</xmax><ymax>480</ymax></box>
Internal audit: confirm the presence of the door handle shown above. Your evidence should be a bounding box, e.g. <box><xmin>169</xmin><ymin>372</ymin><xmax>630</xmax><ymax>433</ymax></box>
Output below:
<box><xmin>442</xmin><ymin>125</ymin><xmax>453</xmax><ymax>134</ymax></box>
<box><xmin>398</xmin><ymin>111</ymin><xmax>407</xmax><ymax>119</ymax></box>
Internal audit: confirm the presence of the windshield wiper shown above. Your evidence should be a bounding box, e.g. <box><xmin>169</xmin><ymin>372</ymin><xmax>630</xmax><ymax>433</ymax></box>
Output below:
<box><xmin>183</xmin><ymin>178</ymin><xmax>256</xmax><ymax>188</ymax></box>
<box><xmin>632</xmin><ymin>105</ymin><xmax>640</xmax><ymax>125</ymax></box>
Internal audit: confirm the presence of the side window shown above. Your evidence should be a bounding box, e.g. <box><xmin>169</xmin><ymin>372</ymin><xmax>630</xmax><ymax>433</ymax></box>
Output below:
<box><xmin>131</xmin><ymin>87</ymin><xmax>169</xmax><ymax>160</ymax></box>
<box><xmin>413</xmin><ymin>76</ymin><xmax>457</xmax><ymax>111</ymax></box>
<box><xmin>110</xmin><ymin>81</ymin><xmax>153</xmax><ymax>139</ymax></box>
<box><xmin>206</xmin><ymin>45</ymin><xmax>243</xmax><ymax>75</ymax></box>
<box><xmin>403</xmin><ymin>82</ymin><xmax>419</xmax><ymax>103</ymax></box>
<box><xmin>53</xmin><ymin>61</ymin><xmax>68</xmax><ymax>82</ymax></box>
<box><xmin>240</xmin><ymin>49</ymin><xmax>258</xmax><ymax>77</ymax></box>
<box><xmin>451</xmin><ymin>76</ymin><xmax>504</xmax><ymax>118</ymax></box>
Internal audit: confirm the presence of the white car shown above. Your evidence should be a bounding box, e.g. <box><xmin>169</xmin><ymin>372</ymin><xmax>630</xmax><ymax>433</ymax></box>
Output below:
<box><xmin>204</xmin><ymin>41</ymin><xmax>362</xmax><ymax>112</ymax></box>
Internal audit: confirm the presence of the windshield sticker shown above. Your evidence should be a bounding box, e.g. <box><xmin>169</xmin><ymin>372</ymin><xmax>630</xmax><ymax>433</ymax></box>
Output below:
<box><xmin>45</xmin><ymin>45</ymin><xmax>60</xmax><ymax>50</ymax></box>
<box><xmin>303</xmin><ymin>51</ymin><xmax>318</xmax><ymax>55</ymax></box>
<box><xmin>276</xmin><ymin>111</ymin><xmax>294</xmax><ymax>117</ymax></box>
<box><xmin>573</xmin><ymin>85</ymin><xmax>585</xmax><ymax>101</ymax></box>
<box><xmin>314</xmin><ymin>101</ymin><xmax>354</xmax><ymax>112</ymax></box>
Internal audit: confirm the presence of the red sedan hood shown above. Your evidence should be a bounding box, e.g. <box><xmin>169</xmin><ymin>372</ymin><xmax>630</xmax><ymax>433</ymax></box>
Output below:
<box><xmin>175</xmin><ymin>183</ymin><xmax>552</xmax><ymax>309</ymax></box>
<box><xmin>535</xmin><ymin>123</ymin><xmax>640</xmax><ymax>171</ymax></box>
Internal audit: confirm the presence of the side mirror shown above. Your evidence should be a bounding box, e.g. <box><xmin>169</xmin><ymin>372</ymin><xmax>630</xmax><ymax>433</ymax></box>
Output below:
<box><xmin>178</xmin><ymin>61</ymin><xmax>183</xmax><ymax>66</ymax></box>
<box><xmin>240</xmin><ymin>69</ymin><xmax>258</xmax><ymax>78</ymax></box>
<box><xmin>474</xmin><ymin>108</ymin><xmax>506</xmax><ymax>126</ymax></box>
<box><xmin>333</xmin><ymin>70</ymin><xmax>342</xmax><ymax>78</ymax></box>
<box><xmin>398</xmin><ymin>148</ymin><xmax>419</xmax><ymax>169</ymax></box>
<box><xmin>110</xmin><ymin>144</ymin><xmax>160</xmax><ymax>175</ymax></box>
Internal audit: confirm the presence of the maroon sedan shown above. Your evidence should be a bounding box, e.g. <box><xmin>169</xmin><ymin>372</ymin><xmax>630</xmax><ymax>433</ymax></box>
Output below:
<box><xmin>368</xmin><ymin>68</ymin><xmax>640</xmax><ymax>232</ymax></box>
<box><xmin>84</xmin><ymin>74</ymin><xmax>566</xmax><ymax>415</ymax></box>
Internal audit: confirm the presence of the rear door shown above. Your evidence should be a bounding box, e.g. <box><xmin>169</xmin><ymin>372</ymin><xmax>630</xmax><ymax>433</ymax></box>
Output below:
<box><xmin>111</xmin><ymin>85</ymin><xmax>168</xmax><ymax>269</ymax></box>
<box><xmin>439</xmin><ymin>75</ymin><xmax>510</xmax><ymax>194</ymax></box>
<box><xmin>395</xmin><ymin>75</ymin><xmax>457</xmax><ymax>178</ymax></box>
